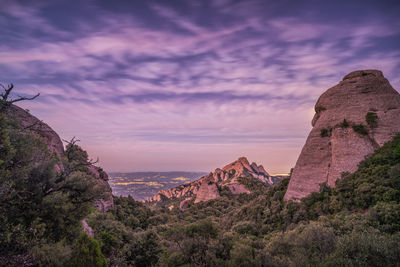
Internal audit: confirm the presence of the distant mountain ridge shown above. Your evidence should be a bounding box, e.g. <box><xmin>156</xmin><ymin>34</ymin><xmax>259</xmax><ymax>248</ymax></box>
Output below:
<box><xmin>108</xmin><ymin>171</ymin><xmax>207</xmax><ymax>201</ymax></box>
<box><xmin>146</xmin><ymin>157</ymin><xmax>281</xmax><ymax>203</ymax></box>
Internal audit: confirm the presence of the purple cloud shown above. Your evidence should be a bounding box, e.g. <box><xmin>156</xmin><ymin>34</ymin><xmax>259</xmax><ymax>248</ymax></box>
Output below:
<box><xmin>1</xmin><ymin>0</ymin><xmax>399</xmax><ymax>172</ymax></box>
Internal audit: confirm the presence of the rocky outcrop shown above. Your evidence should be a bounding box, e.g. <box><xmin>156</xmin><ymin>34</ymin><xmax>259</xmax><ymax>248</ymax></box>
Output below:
<box><xmin>147</xmin><ymin>157</ymin><xmax>278</xmax><ymax>203</ymax></box>
<box><xmin>284</xmin><ymin>70</ymin><xmax>400</xmax><ymax>201</ymax></box>
<box><xmin>7</xmin><ymin>105</ymin><xmax>64</xmax><ymax>158</ymax></box>
<box><xmin>225</xmin><ymin>182</ymin><xmax>250</xmax><ymax>195</ymax></box>
<box><xmin>8</xmin><ymin>104</ymin><xmax>114</xmax><ymax>211</ymax></box>
<box><xmin>194</xmin><ymin>176</ymin><xmax>221</xmax><ymax>203</ymax></box>
<box><xmin>179</xmin><ymin>198</ymin><xmax>193</xmax><ymax>210</ymax></box>
<box><xmin>82</xmin><ymin>219</ymin><xmax>94</xmax><ymax>237</ymax></box>
<box><xmin>89</xmin><ymin>165</ymin><xmax>114</xmax><ymax>212</ymax></box>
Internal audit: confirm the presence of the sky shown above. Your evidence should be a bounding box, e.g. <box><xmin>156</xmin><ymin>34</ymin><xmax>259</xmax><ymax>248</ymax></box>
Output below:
<box><xmin>1</xmin><ymin>0</ymin><xmax>399</xmax><ymax>173</ymax></box>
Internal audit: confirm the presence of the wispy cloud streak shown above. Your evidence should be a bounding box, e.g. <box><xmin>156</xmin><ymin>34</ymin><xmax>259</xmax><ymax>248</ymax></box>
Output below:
<box><xmin>0</xmin><ymin>0</ymin><xmax>399</xmax><ymax>172</ymax></box>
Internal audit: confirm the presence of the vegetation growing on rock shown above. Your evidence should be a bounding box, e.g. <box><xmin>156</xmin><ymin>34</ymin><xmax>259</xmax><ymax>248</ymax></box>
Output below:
<box><xmin>366</xmin><ymin>111</ymin><xmax>379</xmax><ymax>128</ymax></box>
<box><xmin>352</xmin><ymin>123</ymin><xmax>369</xmax><ymax>135</ymax></box>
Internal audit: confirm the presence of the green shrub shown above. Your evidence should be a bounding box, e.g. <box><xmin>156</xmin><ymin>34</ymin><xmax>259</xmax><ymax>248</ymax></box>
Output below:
<box><xmin>368</xmin><ymin>202</ymin><xmax>400</xmax><ymax>233</ymax></box>
<box><xmin>232</xmin><ymin>221</ymin><xmax>259</xmax><ymax>236</ymax></box>
<box><xmin>393</xmin><ymin>144</ymin><xmax>400</xmax><ymax>160</ymax></box>
<box><xmin>265</xmin><ymin>222</ymin><xmax>336</xmax><ymax>266</ymax></box>
<box><xmin>352</xmin><ymin>124</ymin><xmax>368</xmax><ymax>135</ymax></box>
<box><xmin>366</xmin><ymin>112</ymin><xmax>378</xmax><ymax>128</ymax></box>
<box><xmin>320</xmin><ymin>128</ymin><xmax>331</xmax><ymax>137</ymax></box>
<box><xmin>125</xmin><ymin>230</ymin><xmax>161</xmax><ymax>267</ymax></box>
<box><xmin>71</xmin><ymin>234</ymin><xmax>107</xmax><ymax>267</ymax></box>
<box><xmin>339</xmin><ymin>119</ymin><xmax>349</xmax><ymax>128</ymax></box>
<box><xmin>326</xmin><ymin>231</ymin><xmax>400</xmax><ymax>266</ymax></box>
<box><xmin>237</xmin><ymin>176</ymin><xmax>268</xmax><ymax>193</ymax></box>
<box><xmin>229</xmin><ymin>241</ymin><xmax>259</xmax><ymax>266</ymax></box>
<box><xmin>31</xmin><ymin>241</ymin><xmax>72</xmax><ymax>267</ymax></box>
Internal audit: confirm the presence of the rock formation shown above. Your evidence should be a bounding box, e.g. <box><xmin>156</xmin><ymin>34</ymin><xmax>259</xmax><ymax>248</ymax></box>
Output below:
<box><xmin>147</xmin><ymin>157</ymin><xmax>280</xmax><ymax>204</ymax></box>
<box><xmin>89</xmin><ymin>165</ymin><xmax>114</xmax><ymax>212</ymax></box>
<box><xmin>7</xmin><ymin>104</ymin><xmax>114</xmax><ymax>210</ymax></box>
<box><xmin>194</xmin><ymin>175</ymin><xmax>221</xmax><ymax>203</ymax></box>
<box><xmin>179</xmin><ymin>198</ymin><xmax>193</xmax><ymax>210</ymax></box>
<box><xmin>82</xmin><ymin>219</ymin><xmax>94</xmax><ymax>237</ymax></box>
<box><xmin>284</xmin><ymin>70</ymin><xmax>400</xmax><ymax>201</ymax></box>
<box><xmin>7</xmin><ymin>104</ymin><xmax>64</xmax><ymax>158</ymax></box>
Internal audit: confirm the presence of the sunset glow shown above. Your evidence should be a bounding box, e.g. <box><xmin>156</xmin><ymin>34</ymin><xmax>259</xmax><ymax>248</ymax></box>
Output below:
<box><xmin>1</xmin><ymin>0</ymin><xmax>399</xmax><ymax>173</ymax></box>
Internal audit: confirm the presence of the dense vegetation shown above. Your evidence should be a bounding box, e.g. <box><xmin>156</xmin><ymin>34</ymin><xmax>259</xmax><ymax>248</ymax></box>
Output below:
<box><xmin>0</xmin><ymin>90</ymin><xmax>109</xmax><ymax>266</ymax></box>
<box><xmin>84</xmin><ymin>133</ymin><xmax>400</xmax><ymax>266</ymax></box>
<box><xmin>1</xmin><ymin>87</ymin><xmax>400</xmax><ymax>266</ymax></box>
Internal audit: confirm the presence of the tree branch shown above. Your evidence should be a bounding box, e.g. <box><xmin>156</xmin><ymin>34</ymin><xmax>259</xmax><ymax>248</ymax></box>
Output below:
<box><xmin>0</xmin><ymin>83</ymin><xmax>40</xmax><ymax>112</ymax></box>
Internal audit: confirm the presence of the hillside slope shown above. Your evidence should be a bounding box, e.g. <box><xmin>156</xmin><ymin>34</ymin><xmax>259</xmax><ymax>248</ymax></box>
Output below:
<box><xmin>80</xmin><ymin>133</ymin><xmax>400</xmax><ymax>266</ymax></box>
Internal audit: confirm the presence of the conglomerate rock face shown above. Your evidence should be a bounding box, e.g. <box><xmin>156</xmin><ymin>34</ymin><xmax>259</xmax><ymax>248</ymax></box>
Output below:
<box><xmin>194</xmin><ymin>176</ymin><xmax>221</xmax><ymax>203</ymax></box>
<box><xmin>284</xmin><ymin>70</ymin><xmax>400</xmax><ymax>201</ymax></box>
<box><xmin>147</xmin><ymin>157</ymin><xmax>278</xmax><ymax>203</ymax></box>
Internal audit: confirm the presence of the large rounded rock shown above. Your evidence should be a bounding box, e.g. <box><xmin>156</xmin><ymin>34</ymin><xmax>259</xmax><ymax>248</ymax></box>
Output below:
<box><xmin>284</xmin><ymin>70</ymin><xmax>400</xmax><ymax>201</ymax></box>
<box><xmin>7</xmin><ymin>104</ymin><xmax>64</xmax><ymax>158</ymax></box>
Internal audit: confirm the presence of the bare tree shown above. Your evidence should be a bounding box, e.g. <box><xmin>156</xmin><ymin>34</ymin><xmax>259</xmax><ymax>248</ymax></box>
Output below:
<box><xmin>0</xmin><ymin>83</ymin><xmax>40</xmax><ymax>112</ymax></box>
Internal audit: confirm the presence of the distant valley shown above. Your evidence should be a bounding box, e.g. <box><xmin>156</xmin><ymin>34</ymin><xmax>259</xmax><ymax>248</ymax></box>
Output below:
<box><xmin>108</xmin><ymin>172</ymin><xmax>207</xmax><ymax>200</ymax></box>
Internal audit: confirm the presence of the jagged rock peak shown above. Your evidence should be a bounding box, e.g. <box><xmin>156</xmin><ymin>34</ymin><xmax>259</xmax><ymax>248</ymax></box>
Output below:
<box><xmin>238</xmin><ymin>156</ymin><xmax>250</xmax><ymax>165</ymax></box>
<box><xmin>284</xmin><ymin>69</ymin><xmax>400</xmax><ymax>201</ymax></box>
<box><xmin>147</xmin><ymin>157</ymin><xmax>278</xmax><ymax>204</ymax></box>
<box><xmin>250</xmin><ymin>162</ymin><xmax>270</xmax><ymax>177</ymax></box>
<box><xmin>222</xmin><ymin>156</ymin><xmax>250</xmax><ymax>171</ymax></box>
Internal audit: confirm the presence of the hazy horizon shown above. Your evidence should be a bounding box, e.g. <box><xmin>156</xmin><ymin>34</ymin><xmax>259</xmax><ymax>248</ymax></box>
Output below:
<box><xmin>1</xmin><ymin>0</ymin><xmax>399</xmax><ymax>173</ymax></box>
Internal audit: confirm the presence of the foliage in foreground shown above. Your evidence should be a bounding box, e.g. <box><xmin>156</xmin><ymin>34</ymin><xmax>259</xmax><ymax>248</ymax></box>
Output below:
<box><xmin>0</xmin><ymin>109</ymin><xmax>108</xmax><ymax>266</ymax></box>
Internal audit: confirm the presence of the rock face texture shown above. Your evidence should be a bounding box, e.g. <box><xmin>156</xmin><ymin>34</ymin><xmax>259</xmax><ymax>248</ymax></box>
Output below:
<box><xmin>82</xmin><ymin>219</ymin><xmax>94</xmax><ymax>237</ymax></box>
<box><xmin>179</xmin><ymin>198</ymin><xmax>193</xmax><ymax>210</ymax></box>
<box><xmin>284</xmin><ymin>70</ymin><xmax>400</xmax><ymax>201</ymax></box>
<box><xmin>147</xmin><ymin>157</ymin><xmax>280</xmax><ymax>203</ymax></box>
<box><xmin>7</xmin><ymin>104</ymin><xmax>64</xmax><ymax>158</ymax></box>
<box><xmin>194</xmin><ymin>176</ymin><xmax>221</xmax><ymax>203</ymax></box>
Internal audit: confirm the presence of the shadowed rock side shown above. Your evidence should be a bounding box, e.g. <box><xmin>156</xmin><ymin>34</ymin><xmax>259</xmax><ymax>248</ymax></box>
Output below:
<box><xmin>147</xmin><ymin>157</ymin><xmax>279</xmax><ymax>204</ymax></box>
<box><xmin>284</xmin><ymin>70</ymin><xmax>400</xmax><ymax>201</ymax></box>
